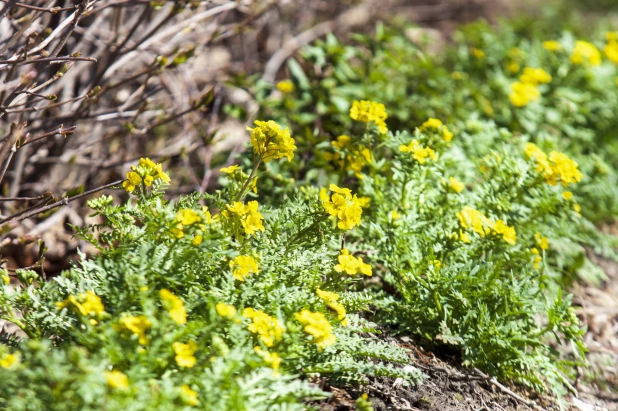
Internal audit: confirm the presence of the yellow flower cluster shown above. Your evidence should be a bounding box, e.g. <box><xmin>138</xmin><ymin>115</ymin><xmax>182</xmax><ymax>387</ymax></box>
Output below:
<box><xmin>570</xmin><ymin>40</ymin><xmax>601</xmax><ymax>66</ymax></box>
<box><xmin>456</xmin><ymin>206</ymin><xmax>516</xmax><ymax>244</ymax></box>
<box><xmin>418</xmin><ymin>118</ymin><xmax>453</xmax><ymax>142</ymax></box>
<box><xmin>222</xmin><ymin>201</ymin><xmax>265</xmax><ymax>236</ymax></box>
<box><xmin>180</xmin><ymin>385</ymin><xmax>200</xmax><ymax>406</ymax></box>
<box><xmin>543</xmin><ymin>40</ymin><xmax>562</xmax><ymax>52</ymax></box>
<box><xmin>56</xmin><ymin>290</ymin><xmax>106</xmax><ymax>322</ymax></box>
<box><xmin>531</xmin><ymin>247</ymin><xmax>543</xmax><ymax>270</ymax></box>
<box><xmin>246</xmin><ymin>120</ymin><xmax>296</xmax><ymax>162</ymax></box>
<box><xmin>448</xmin><ymin>177</ymin><xmax>465</xmax><ymax>193</ymax></box>
<box><xmin>534</xmin><ymin>232</ymin><xmax>549</xmax><ymax>250</ymax></box>
<box><xmin>349</xmin><ymin>100</ymin><xmax>388</xmax><ymax>134</ymax></box>
<box><xmin>254</xmin><ymin>346</ymin><xmax>281</xmax><ymax>375</ymax></box>
<box><xmin>229</xmin><ymin>255</ymin><xmax>260</xmax><ymax>281</ymax></box>
<box><xmin>524</xmin><ymin>143</ymin><xmax>583</xmax><ymax>187</ymax></box>
<box><xmin>319</xmin><ymin>185</ymin><xmax>364</xmax><ymax>230</ymax></box>
<box><xmin>0</xmin><ymin>352</ymin><xmax>20</xmax><ymax>369</ymax></box>
<box><xmin>334</xmin><ymin>249</ymin><xmax>372</xmax><ymax>276</ymax></box>
<box><xmin>324</xmin><ymin>135</ymin><xmax>372</xmax><ymax>178</ymax></box>
<box><xmin>122</xmin><ymin>157</ymin><xmax>170</xmax><ymax>193</ymax></box>
<box><xmin>104</xmin><ymin>370</ymin><xmax>129</xmax><ymax>389</ymax></box>
<box><xmin>399</xmin><ymin>139</ymin><xmax>437</xmax><ymax>164</ymax></box>
<box><xmin>604</xmin><ymin>33</ymin><xmax>618</xmax><ymax>64</ymax></box>
<box><xmin>519</xmin><ymin>67</ymin><xmax>552</xmax><ymax>85</ymax></box>
<box><xmin>242</xmin><ymin>308</ymin><xmax>284</xmax><ymax>347</ymax></box>
<box><xmin>294</xmin><ymin>310</ymin><xmax>336</xmax><ymax>350</ymax></box>
<box><xmin>316</xmin><ymin>288</ymin><xmax>348</xmax><ymax>326</ymax></box>
<box><xmin>216</xmin><ymin>302</ymin><xmax>237</xmax><ymax>318</ymax></box>
<box><xmin>170</xmin><ymin>207</ymin><xmax>214</xmax><ymax>242</ymax></box>
<box><xmin>509</xmin><ymin>81</ymin><xmax>540</xmax><ymax>107</ymax></box>
<box><xmin>160</xmin><ymin>289</ymin><xmax>187</xmax><ymax>324</ymax></box>
<box><xmin>276</xmin><ymin>79</ymin><xmax>295</xmax><ymax>93</ymax></box>
<box><xmin>119</xmin><ymin>314</ymin><xmax>151</xmax><ymax>345</ymax></box>
<box><xmin>173</xmin><ymin>341</ymin><xmax>198</xmax><ymax>368</ymax></box>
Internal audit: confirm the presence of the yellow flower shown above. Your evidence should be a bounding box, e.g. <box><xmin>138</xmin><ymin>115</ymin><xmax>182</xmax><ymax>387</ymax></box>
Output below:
<box><xmin>331</xmin><ymin>135</ymin><xmax>351</xmax><ymax>150</ymax></box>
<box><xmin>176</xmin><ymin>209</ymin><xmax>201</xmax><ymax>226</ymax></box>
<box><xmin>459</xmin><ymin>230</ymin><xmax>471</xmax><ymax>243</ymax></box>
<box><xmin>220</xmin><ymin>165</ymin><xmax>239</xmax><ymax>174</ymax></box>
<box><xmin>246</xmin><ymin>120</ymin><xmax>296</xmax><ymax>162</ymax></box>
<box><xmin>123</xmin><ymin>158</ymin><xmax>170</xmax><ymax>193</ymax></box>
<box><xmin>448</xmin><ymin>177</ymin><xmax>465</xmax><ymax>193</ymax></box>
<box><xmin>229</xmin><ymin>255</ymin><xmax>259</xmax><ymax>281</ymax></box>
<box><xmin>316</xmin><ymin>288</ymin><xmax>348</xmax><ymax>325</ymax></box>
<box><xmin>180</xmin><ymin>385</ymin><xmax>200</xmax><ymax>406</ymax></box>
<box><xmin>391</xmin><ymin>210</ymin><xmax>401</xmax><ymax>220</ymax></box>
<box><xmin>320</xmin><ymin>185</ymin><xmax>364</xmax><ymax>231</ymax></box>
<box><xmin>509</xmin><ymin>82</ymin><xmax>540</xmax><ymax>107</ymax></box>
<box><xmin>276</xmin><ymin>79</ymin><xmax>295</xmax><ymax>93</ymax></box>
<box><xmin>547</xmin><ymin>151</ymin><xmax>583</xmax><ymax>187</ymax></box>
<box><xmin>535</xmin><ymin>232</ymin><xmax>549</xmax><ymax>250</ymax></box>
<box><xmin>349</xmin><ymin>100</ymin><xmax>388</xmax><ymax>134</ymax></box>
<box><xmin>604</xmin><ymin>41</ymin><xmax>618</xmax><ymax>64</ymax></box>
<box><xmin>457</xmin><ymin>206</ymin><xmax>492</xmax><ymax>237</ymax></box>
<box><xmin>254</xmin><ymin>346</ymin><xmax>281</xmax><ymax>375</ymax></box>
<box><xmin>607</xmin><ymin>32</ymin><xmax>618</xmax><ymax>42</ymax></box>
<box><xmin>242</xmin><ymin>308</ymin><xmax>284</xmax><ymax>347</ymax></box>
<box><xmin>0</xmin><ymin>352</ymin><xmax>20</xmax><ymax>369</ymax></box>
<box><xmin>433</xmin><ymin>260</ymin><xmax>442</xmax><ymax>269</ymax></box>
<box><xmin>173</xmin><ymin>341</ymin><xmax>198</xmax><ymax>368</ymax></box>
<box><xmin>574</xmin><ymin>203</ymin><xmax>582</xmax><ymax>213</ymax></box>
<box><xmin>532</xmin><ymin>247</ymin><xmax>543</xmax><ymax>269</ymax></box>
<box><xmin>399</xmin><ymin>139</ymin><xmax>437</xmax><ymax>164</ymax></box>
<box><xmin>222</xmin><ymin>201</ymin><xmax>265</xmax><ymax>236</ymax></box>
<box><xmin>571</xmin><ymin>41</ymin><xmax>601</xmax><ymax>66</ymax></box>
<box><xmin>507</xmin><ymin>60</ymin><xmax>520</xmax><ymax>73</ymax></box>
<box><xmin>543</xmin><ymin>40</ymin><xmax>562</xmax><ymax>52</ymax></box>
<box><xmin>192</xmin><ymin>235</ymin><xmax>203</xmax><ymax>246</ymax></box>
<box><xmin>493</xmin><ymin>220</ymin><xmax>517</xmax><ymax>245</ymax></box>
<box><xmin>104</xmin><ymin>370</ymin><xmax>129</xmax><ymax>389</ymax></box>
<box><xmin>160</xmin><ymin>289</ymin><xmax>187</xmax><ymax>324</ymax></box>
<box><xmin>119</xmin><ymin>315</ymin><xmax>152</xmax><ymax>345</ymax></box>
<box><xmin>295</xmin><ymin>310</ymin><xmax>336</xmax><ymax>350</ymax></box>
<box><xmin>216</xmin><ymin>302</ymin><xmax>237</xmax><ymax>318</ymax></box>
<box><xmin>418</xmin><ymin>118</ymin><xmax>453</xmax><ymax>142</ymax></box>
<box><xmin>562</xmin><ymin>191</ymin><xmax>573</xmax><ymax>200</ymax></box>
<box><xmin>170</xmin><ymin>223</ymin><xmax>185</xmax><ymax>239</ymax></box>
<box><xmin>519</xmin><ymin>67</ymin><xmax>552</xmax><ymax>85</ymax></box>
<box><xmin>471</xmin><ymin>48</ymin><xmax>485</xmax><ymax>59</ymax></box>
<box><xmin>56</xmin><ymin>290</ymin><xmax>106</xmax><ymax>318</ymax></box>
<box><xmin>334</xmin><ymin>249</ymin><xmax>372</xmax><ymax>276</ymax></box>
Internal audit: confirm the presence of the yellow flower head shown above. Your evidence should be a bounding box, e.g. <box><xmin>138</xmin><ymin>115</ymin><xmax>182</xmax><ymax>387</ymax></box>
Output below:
<box><xmin>56</xmin><ymin>290</ymin><xmax>106</xmax><ymax>318</ymax></box>
<box><xmin>509</xmin><ymin>81</ymin><xmax>540</xmax><ymax>107</ymax></box>
<box><xmin>519</xmin><ymin>67</ymin><xmax>552</xmax><ymax>85</ymax></box>
<box><xmin>242</xmin><ymin>308</ymin><xmax>285</xmax><ymax>347</ymax></box>
<box><xmin>0</xmin><ymin>352</ymin><xmax>20</xmax><ymax>369</ymax></box>
<box><xmin>254</xmin><ymin>346</ymin><xmax>281</xmax><ymax>375</ymax></box>
<box><xmin>562</xmin><ymin>191</ymin><xmax>573</xmax><ymax>200</ymax></box>
<box><xmin>246</xmin><ymin>120</ymin><xmax>296</xmax><ymax>162</ymax></box>
<box><xmin>493</xmin><ymin>220</ymin><xmax>517</xmax><ymax>245</ymax></box>
<box><xmin>176</xmin><ymin>209</ymin><xmax>201</xmax><ymax>226</ymax></box>
<box><xmin>173</xmin><ymin>341</ymin><xmax>198</xmax><ymax>368</ymax></box>
<box><xmin>276</xmin><ymin>79</ymin><xmax>295</xmax><ymax>94</ymax></box>
<box><xmin>448</xmin><ymin>177</ymin><xmax>465</xmax><ymax>193</ymax></box>
<box><xmin>349</xmin><ymin>100</ymin><xmax>388</xmax><ymax>134</ymax></box>
<box><xmin>543</xmin><ymin>40</ymin><xmax>562</xmax><ymax>52</ymax></box>
<box><xmin>229</xmin><ymin>255</ymin><xmax>259</xmax><ymax>281</ymax></box>
<box><xmin>399</xmin><ymin>139</ymin><xmax>437</xmax><ymax>164</ymax></box>
<box><xmin>456</xmin><ymin>206</ymin><xmax>492</xmax><ymax>237</ymax></box>
<box><xmin>571</xmin><ymin>41</ymin><xmax>601</xmax><ymax>66</ymax></box>
<box><xmin>160</xmin><ymin>289</ymin><xmax>187</xmax><ymax>324</ymax></box>
<box><xmin>535</xmin><ymin>232</ymin><xmax>549</xmax><ymax>250</ymax></box>
<box><xmin>222</xmin><ymin>201</ymin><xmax>265</xmax><ymax>236</ymax></box>
<box><xmin>104</xmin><ymin>370</ymin><xmax>129</xmax><ymax>389</ymax></box>
<box><xmin>316</xmin><ymin>289</ymin><xmax>348</xmax><ymax>325</ymax></box>
<box><xmin>123</xmin><ymin>158</ymin><xmax>170</xmax><ymax>193</ymax></box>
<box><xmin>331</xmin><ymin>135</ymin><xmax>351</xmax><ymax>150</ymax></box>
<box><xmin>547</xmin><ymin>151</ymin><xmax>583</xmax><ymax>187</ymax></box>
<box><xmin>119</xmin><ymin>315</ymin><xmax>152</xmax><ymax>345</ymax></box>
<box><xmin>219</xmin><ymin>164</ymin><xmax>239</xmax><ymax>174</ymax></box>
<box><xmin>180</xmin><ymin>385</ymin><xmax>200</xmax><ymax>406</ymax></box>
<box><xmin>334</xmin><ymin>249</ymin><xmax>372</xmax><ymax>276</ymax></box>
<box><xmin>320</xmin><ymin>185</ymin><xmax>364</xmax><ymax>231</ymax></box>
<box><xmin>604</xmin><ymin>41</ymin><xmax>618</xmax><ymax>64</ymax></box>
<box><xmin>216</xmin><ymin>302</ymin><xmax>237</xmax><ymax>318</ymax></box>
<box><xmin>418</xmin><ymin>118</ymin><xmax>454</xmax><ymax>142</ymax></box>
<box><xmin>295</xmin><ymin>310</ymin><xmax>336</xmax><ymax>350</ymax></box>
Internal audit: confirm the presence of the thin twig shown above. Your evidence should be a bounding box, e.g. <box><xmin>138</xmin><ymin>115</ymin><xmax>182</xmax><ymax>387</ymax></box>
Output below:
<box><xmin>0</xmin><ymin>180</ymin><xmax>123</xmax><ymax>226</ymax></box>
<box><xmin>472</xmin><ymin>368</ymin><xmax>546</xmax><ymax>411</ymax></box>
